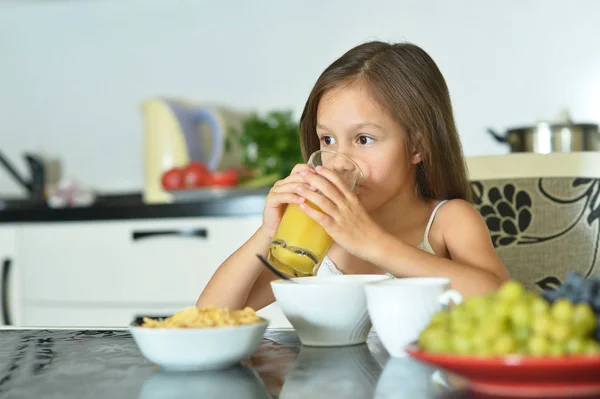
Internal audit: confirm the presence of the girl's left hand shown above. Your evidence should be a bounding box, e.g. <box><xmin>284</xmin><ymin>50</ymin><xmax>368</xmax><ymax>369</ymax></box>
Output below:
<box><xmin>297</xmin><ymin>166</ymin><xmax>384</xmax><ymax>260</ymax></box>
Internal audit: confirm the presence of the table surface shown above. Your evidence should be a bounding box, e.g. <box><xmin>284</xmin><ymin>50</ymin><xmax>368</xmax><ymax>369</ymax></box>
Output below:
<box><xmin>0</xmin><ymin>328</ymin><xmax>472</xmax><ymax>399</ymax></box>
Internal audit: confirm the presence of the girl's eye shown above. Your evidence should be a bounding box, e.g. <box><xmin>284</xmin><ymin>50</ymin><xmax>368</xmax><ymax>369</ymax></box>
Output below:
<box><xmin>358</xmin><ymin>135</ymin><xmax>374</xmax><ymax>145</ymax></box>
<box><xmin>321</xmin><ymin>135</ymin><xmax>336</xmax><ymax>145</ymax></box>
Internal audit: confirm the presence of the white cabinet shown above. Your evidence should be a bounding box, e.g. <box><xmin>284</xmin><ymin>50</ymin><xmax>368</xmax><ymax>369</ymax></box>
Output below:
<box><xmin>19</xmin><ymin>217</ymin><xmax>261</xmax><ymax>304</ymax></box>
<box><xmin>16</xmin><ymin>216</ymin><xmax>290</xmax><ymax>328</ymax></box>
<box><xmin>0</xmin><ymin>225</ymin><xmax>21</xmax><ymax>326</ymax></box>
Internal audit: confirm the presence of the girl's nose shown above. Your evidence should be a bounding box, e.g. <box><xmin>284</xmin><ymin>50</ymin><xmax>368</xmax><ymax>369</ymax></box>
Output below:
<box><xmin>326</xmin><ymin>151</ymin><xmax>363</xmax><ymax>185</ymax></box>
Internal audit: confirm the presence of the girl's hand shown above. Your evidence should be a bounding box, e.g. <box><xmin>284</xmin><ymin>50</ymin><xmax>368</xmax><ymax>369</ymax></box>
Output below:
<box><xmin>297</xmin><ymin>166</ymin><xmax>384</xmax><ymax>260</ymax></box>
<box><xmin>260</xmin><ymin>164</ymin><xmax>318</xmax><ymax>239</ymax></box>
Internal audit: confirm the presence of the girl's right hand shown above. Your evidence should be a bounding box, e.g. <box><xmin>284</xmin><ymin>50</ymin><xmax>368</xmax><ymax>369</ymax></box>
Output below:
<box><xmin>260</xmin><ymin>164</ymin><xmax>317</xmax><ymax>239</ymax></box>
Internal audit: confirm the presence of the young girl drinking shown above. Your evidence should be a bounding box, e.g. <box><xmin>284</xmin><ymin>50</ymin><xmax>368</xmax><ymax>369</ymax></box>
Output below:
<box><xmin>197</xmin><ymin>41</ymin><xmax>509</xmax><ymax>311</ymax></box>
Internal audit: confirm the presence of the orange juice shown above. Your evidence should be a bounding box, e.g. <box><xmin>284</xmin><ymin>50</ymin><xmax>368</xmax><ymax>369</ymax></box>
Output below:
<box><xmin>268</xmin><ymin>202</ymin><xmax>333</xmax><ymax>277</ymax></box>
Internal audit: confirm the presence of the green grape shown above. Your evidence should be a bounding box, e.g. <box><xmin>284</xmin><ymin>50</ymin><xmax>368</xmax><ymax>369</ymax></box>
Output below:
<box><xmin>493</xmin><ymin>333</ymin><xmax>518</xmax><ymax>355</ymax></box>
<box><xmin>418</xmin><ymin>325</ymin><xmax>445</xmax><ymax>349</ymax></box>
<box><xmin>549</xmin><ymin>322</ymin><xmax>572</xmax><ymax>343</ymax></box>
<box><xmin>532</xmin><ymin>314</ymin><xmax>553</xmax><ymax>336</ymax></box>
<box><xmin>453</xmin><ymin>319</ymin><xmax>475</xmax><ymax>336</ymax></box>
<box><xmin>583</xmin><ymin>340</ymin><xmax>600</xmax><ymax>356</ymax></box>
<box><xmin>450</xmin><ymin>307</ymin><xmax>473</xmax><ymax>332</ymax></box>
<box><xmin>497</xmin><ymin>280</ymin><xmax>525</xmax><ymax>303</ymax></box>
<box><xmin>427</xmin><ymin>331</ymin><xmax>453</xmax><ymax>354</ymax></box>
<box><xmin>473</xmin><ymin>345</ymin><xmax>495</xmax><ymax>357</ymax></box>
<box><xmin>451</xmin><ymin>334</ymin><xmax>472</xmax><ymax>355</ymax></box>
<box><xmin>517</xmin><ymin>345</ymin><xmax>529</xmax><ymax>355</ymax></box>
<box><xmin>463</xmin><ymin>296</ymin><xmax>484</xmax><ymax>312</ymax></box>
<box><xmin>523</xmin><ymin>291</ymin><xmax>539</xmax><ymax>305</ymax></box>
<box><xmin>572</xmin><ymin>303</ymin><xmax>596</xmax><ymax>337</ymax></box>
<box><xmin>566</xmin><ymin>337</ymin><xmax>585</xmax><ymax>355</ymax></box>
<box><xmin>530</xmin><ymin>296</ymin><xmax>550</xmax><ymax>315</ymax></box>
<box><xmin>484</xmin><ymin>291</ymin><xmax>498</xmax><ymax>303</ymax></box>
<box><xmin>510</xmin><ymin>302</ymin><xmax>532</xmax><ymax>329</ymax></box>
<box><xmin>549</xmin><ymin>343</ymin><xmax>566</xmax><ymax>357</ymax></box>
<box><xmin>528</xmin><ymin>335</ymin><xmax>550</xmax><ymax>356</ymax></box>
<box><xmin>464</xmin><ymin>296</ymin><xmax>491</xmax><ymax>320</ymax></box>
<box><xmin>491</xmin><ymin>300</ymin><xmax>511</xmax><ymax>323</ymax></box>
<box><xmin>512</xmin><ymin>326</ymin><xmax>531</xmax><ymax>344</ymax></box>
<box><xmin>480</xmin><ymin>317</ymin><xmax>507</xmax><ymax>342</ymax></box>
<box><xmin>551</xmin><ymin>298</ymin><xmax>574</xmax><ymax>323</ymax></box>
<box><xmin>471</xmin><ymin>330</ymin><xmax>489</xmax><ymax>351</ymax></box>
<box><xmin>429</xmin><ymin>311</ymin><xmax>451</xmax><ymax>327</ymax></box>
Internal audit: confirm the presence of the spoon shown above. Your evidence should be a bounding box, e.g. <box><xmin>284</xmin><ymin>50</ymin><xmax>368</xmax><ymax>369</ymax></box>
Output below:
<box><xmin>256</xmin><ymin>254</ymin><xmax>296</xmax><ymax>282</ymax></box>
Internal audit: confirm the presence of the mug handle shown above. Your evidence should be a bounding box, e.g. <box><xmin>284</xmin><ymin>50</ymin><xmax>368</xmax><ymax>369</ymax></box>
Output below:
<box><xmin>438</xmin><ymin>289</ymin><xmax>463</xmax><ymax>310</ymax></box>
<box><xmin>188</xmin><ymin>108</ymin><xmax>222</xmax><ymax>170</ymax></box>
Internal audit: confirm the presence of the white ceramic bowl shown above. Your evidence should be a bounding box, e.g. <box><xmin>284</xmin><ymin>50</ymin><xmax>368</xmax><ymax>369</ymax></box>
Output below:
<box><xmin>130</xmin><ymin>318</ymin><xmax>269</xmax><ymax>371</ymax></box>
<box><xmin>270</xmin><ymin>275</ymin><xmax>392</xmax><ymax>347</ymax></box>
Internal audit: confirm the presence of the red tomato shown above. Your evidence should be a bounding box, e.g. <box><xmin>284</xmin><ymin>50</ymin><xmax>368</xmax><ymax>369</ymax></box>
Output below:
<box><xmin>183</xmin><ymin>161</ymin><xmax>210</xmax><ymax>188</ymax></box>
<box><xmin>209</xmin><ymin>169</ymin><xmax>239</xmax><ymax>187</ymax></box>
<box><xmin>161</xmin><ymin>168</ymin><xmax>184</xmax><ymax>190</ymax></box>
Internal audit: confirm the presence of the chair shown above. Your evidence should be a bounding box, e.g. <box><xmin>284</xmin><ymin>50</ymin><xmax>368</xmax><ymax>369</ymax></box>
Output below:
<box><xmin>466</xmin><ymin>152</ymin><xmax>600</xmax><ymax>292</ymax></box>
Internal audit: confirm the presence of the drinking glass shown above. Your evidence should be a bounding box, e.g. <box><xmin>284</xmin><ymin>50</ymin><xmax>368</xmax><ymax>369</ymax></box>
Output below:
<box><xmin>268</xmin><ymin>150</ymin><xmax>363</xmax><ymax>277</ymax></box>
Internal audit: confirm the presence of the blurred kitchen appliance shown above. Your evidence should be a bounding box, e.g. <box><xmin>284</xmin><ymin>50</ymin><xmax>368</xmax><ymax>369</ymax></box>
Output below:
<box><xmin>0</xmin><ymin>151</ymin><xmax>61</xmax><ymax>201</ymax></box>
<box><xmin>141</xmin><ymin>97</ymin><xmax>247</xmax><ymax>203</ymax></box>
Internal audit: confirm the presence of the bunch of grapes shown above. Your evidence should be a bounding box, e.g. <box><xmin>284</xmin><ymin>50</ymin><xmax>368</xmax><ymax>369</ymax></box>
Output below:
<box><xmin>418</xmin><ymin>278</ymin><xmax>600</xmax><ymax>357</ymax></box>
<box><xmin>543</xmin><ymin>271</ymin><xmax>600</xmax><ymax>341</ymax></box>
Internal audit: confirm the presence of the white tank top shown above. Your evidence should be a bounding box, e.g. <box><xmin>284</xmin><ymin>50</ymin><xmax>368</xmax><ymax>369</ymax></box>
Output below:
<box><xmin>316</xmin><ymin>200</ymin><xmax>448</xmax><ymax>277</ymax></box>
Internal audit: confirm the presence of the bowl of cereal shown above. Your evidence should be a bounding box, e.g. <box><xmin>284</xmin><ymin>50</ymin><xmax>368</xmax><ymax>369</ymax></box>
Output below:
<box><xmin>130</xmin><ymin>306</ymin><xmax>269</xmax><ymax>371</ymax></box>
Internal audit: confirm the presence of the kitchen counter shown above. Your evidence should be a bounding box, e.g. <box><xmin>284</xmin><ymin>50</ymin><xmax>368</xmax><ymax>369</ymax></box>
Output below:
<box><xmin>0</xmin><ymin>328</ymin><xmax>466</xmax><ymax>399</ymax></box>
<box><xmin>0</xmin><ymin>190</ymin><xmax>268</xmax><ymax>223</ymax></box>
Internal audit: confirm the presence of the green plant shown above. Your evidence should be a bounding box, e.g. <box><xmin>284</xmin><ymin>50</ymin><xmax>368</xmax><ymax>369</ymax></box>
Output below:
<box><xmin>227</xmin><ymin>110</ymin><xmax>304</xmax><ymax>181</ymax></box>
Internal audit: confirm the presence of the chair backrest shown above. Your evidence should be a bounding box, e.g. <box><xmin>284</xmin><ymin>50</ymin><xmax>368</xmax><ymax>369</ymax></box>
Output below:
<box><xmin>466</xmin><ymin>152</ymin><xmax>600</xmax><ymax>291</ymax></box>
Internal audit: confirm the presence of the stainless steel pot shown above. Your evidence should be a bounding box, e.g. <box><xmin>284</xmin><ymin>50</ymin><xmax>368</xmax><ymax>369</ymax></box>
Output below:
<box><xmin>487</xmin><ymin>123</ymin><xmax>600</xmax><ymax>153</ymax></box>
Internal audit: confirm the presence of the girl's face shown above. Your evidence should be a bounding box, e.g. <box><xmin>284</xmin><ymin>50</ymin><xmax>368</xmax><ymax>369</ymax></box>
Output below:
<box><xmin>316</xmin><ymin>84</ymin><xmax>421</xmax><ymax>212</ymax></box>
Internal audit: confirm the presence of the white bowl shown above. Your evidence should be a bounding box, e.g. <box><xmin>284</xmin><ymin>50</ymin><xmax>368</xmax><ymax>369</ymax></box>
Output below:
<box><xmin>270</xmin><ymin>275</ymin><xmax>392</xmax><ymax>347</ymax></box>
<box><xmin>130</xmin><ymin>318</ymin><xmax>269</xmax><ymax>371</ymax></box>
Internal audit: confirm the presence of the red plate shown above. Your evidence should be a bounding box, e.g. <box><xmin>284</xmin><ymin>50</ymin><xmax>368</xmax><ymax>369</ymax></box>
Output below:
<box><xmin>405</xmin><ymin>342</ymin><xmax>600</xmax><ymax>397</ymax></box>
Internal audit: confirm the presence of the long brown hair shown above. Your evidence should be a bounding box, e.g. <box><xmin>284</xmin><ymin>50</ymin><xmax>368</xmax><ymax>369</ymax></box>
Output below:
<box><xmin>299</xmin><ymin>41</ymin><xmax>471</xmax><ymax>202</ymax></box>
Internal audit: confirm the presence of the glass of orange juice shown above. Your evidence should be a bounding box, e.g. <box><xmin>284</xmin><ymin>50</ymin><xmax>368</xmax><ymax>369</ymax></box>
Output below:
<box><xmin>268</xmin><ymin>150</ymin><xmax>363</xmax><ymax>277</ymax></box>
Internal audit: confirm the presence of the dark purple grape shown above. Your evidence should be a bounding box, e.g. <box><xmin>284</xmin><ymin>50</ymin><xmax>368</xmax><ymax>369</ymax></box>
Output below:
<box><xmin>580</xmin><ymin>280</ymin><xmax>595</xmax><ymax>306</ymax></box>
<box><xmin>565</xmin><ymin>270</ymin><xmax>585</xmax><ymax>286</ymax></box>
<box><xmin>567</xmin><ymin>291</ymin><xmax>581</xmax><ymax>304</ymax></box>
<box><xmin>592</xmin><ymin>294</ymin><xmax>600</xmax><ymax>314</ymax></box>
<box><xmin>563</xmin><ymin>271</ymin><xmax>585</xmax><ymax>303</ymax></box>
<box><xmin>591</xmin><ymin>279</ymin><xmax>600</xmax><ymax>297</ymax></box>
<box><xmin>543</xmin><ymin>288</ymin><xmax>563</xmax><ymax>304</ymax></box>
<box><xmin>591</xmin><ymin>272</ymin><xmax>600</xmax><ymax>284</ymax></box>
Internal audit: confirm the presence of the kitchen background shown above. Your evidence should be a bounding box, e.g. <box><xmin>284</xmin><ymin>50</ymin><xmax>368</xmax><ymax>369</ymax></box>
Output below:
<box><xmin>1</xmin><ymin>0</ymin><xmax>600</xmax><ymax>328</ymax></box>
<box><xmin>1</xmin><ymin>0</ymin><xmax>600</xmax><ymax>197</ymax></box>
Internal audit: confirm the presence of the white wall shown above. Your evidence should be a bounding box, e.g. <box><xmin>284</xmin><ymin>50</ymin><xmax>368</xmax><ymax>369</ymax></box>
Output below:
<box><xmin>1</xmin><ymin>0</ymin><xmax>599</xmax><ymax>196</ymax></box>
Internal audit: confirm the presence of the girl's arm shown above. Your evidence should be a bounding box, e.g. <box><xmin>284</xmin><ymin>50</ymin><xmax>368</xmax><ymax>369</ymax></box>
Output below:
<box><xmin>196</xmin><ymin>227</ymin><xmax>278</xmax><ymax>310</ymax></box>
<box><xmin>367</xmin><ymin>200</ymin><xmax>509</xmax><ymax>296</ymax></box>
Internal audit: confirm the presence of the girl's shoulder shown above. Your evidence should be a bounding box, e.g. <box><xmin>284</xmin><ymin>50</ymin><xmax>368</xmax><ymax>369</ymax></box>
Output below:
<box><xmin>433</xmin><ymin>198</ymin><xmax>489</xmax><ymax>239</ymax></box>
<box><xmin>434</xmin><ymin>199</ymin><xmax>484</xmax><ymax>230</ymax></box>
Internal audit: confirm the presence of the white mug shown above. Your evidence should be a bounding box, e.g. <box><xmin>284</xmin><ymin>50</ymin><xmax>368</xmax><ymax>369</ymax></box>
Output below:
<box><xmin>364</xmin><ymin>277</ymin><xmax>462</xmax><ymax>358</ymax></box>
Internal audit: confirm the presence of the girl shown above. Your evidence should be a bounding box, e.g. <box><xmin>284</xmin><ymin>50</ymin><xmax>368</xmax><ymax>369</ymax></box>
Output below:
<box><xmin>197</xmin><ymin>41</ymin><xmax>509</xmax><ymax>311</ymax></box>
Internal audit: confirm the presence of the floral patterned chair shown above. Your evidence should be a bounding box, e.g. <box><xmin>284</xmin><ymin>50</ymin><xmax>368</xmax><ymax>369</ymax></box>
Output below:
<box><xmin>467</xmin><ymin>152</ymin><xmax>600</xmax><ymax>292</ymax></box>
